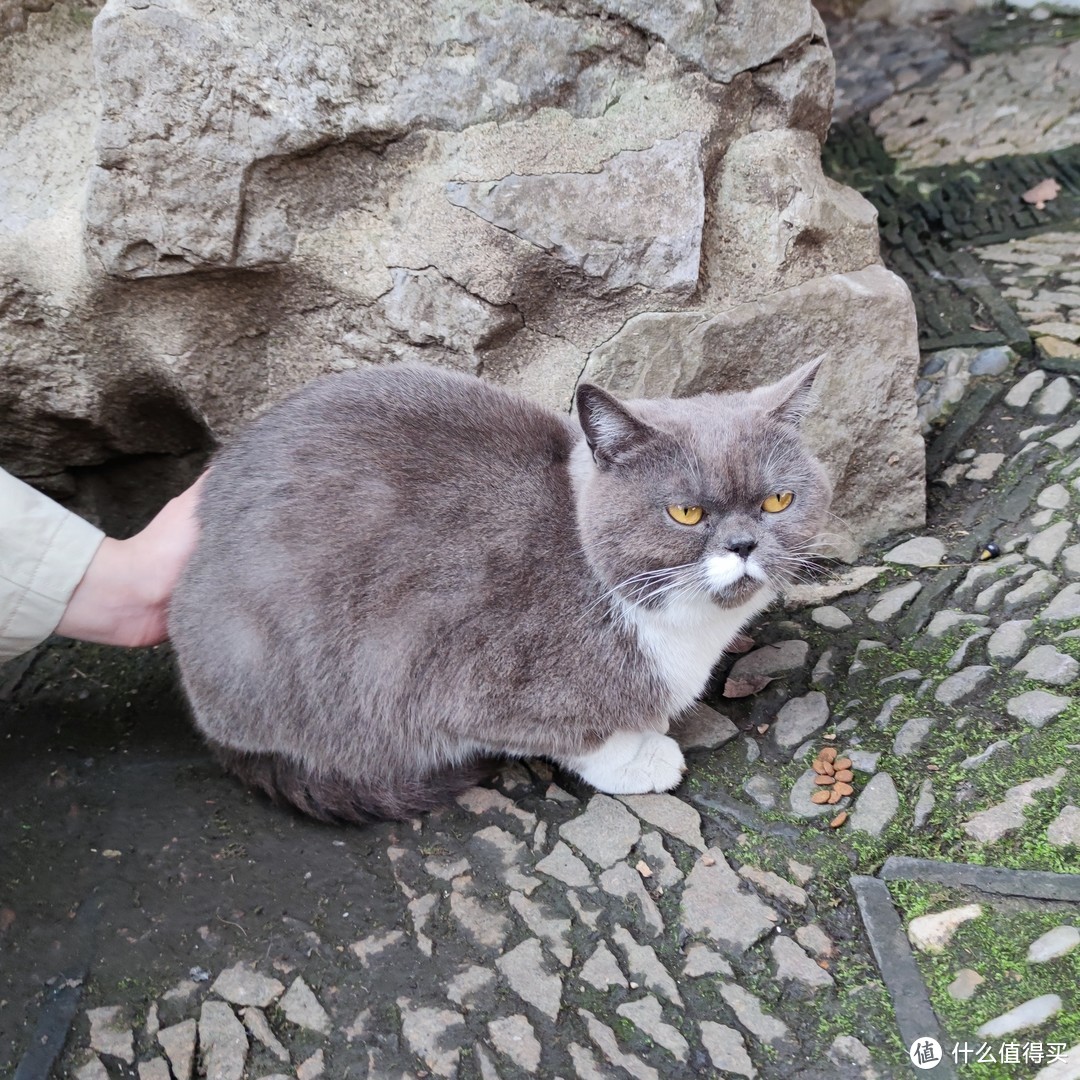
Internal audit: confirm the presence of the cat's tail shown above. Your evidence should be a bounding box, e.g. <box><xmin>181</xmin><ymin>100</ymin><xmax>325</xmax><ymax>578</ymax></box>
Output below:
<box><xmin>207</xmin><ymin>741</ymin><xmax>502</xmax><ymax>825</ymax></box>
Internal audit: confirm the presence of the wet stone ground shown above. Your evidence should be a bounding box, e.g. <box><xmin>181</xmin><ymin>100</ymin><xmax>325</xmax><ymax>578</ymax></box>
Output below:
<box><xmin>4</xmin><ymin>6</ymin><xmax>1080</xmax><ymax>1080</ymax></box>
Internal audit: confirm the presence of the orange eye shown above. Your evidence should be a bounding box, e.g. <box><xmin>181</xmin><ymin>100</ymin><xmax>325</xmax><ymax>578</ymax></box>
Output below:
<box><xmin>667</xmin><ymin>505</ymin><xmax>704</xmax><ymax>526</ymax></box>
<box><xmin>761</xmin><ymin>491</ymin><xmax>794</xmax><ymax>513</ymax></box>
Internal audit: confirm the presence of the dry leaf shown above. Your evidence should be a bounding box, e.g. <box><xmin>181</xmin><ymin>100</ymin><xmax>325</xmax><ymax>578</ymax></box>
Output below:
<box><xmin>725</xmin><ymin>632</ymin><xmax>756</xmax><ymax>655</ymax></box>
<box><xmin>723</xmin><ymin>675</ymin><xmax>773</xmax><ymax>698</ymax></box>
<box><xmin>1021</xmin><ymin>177</ymin><xmax>1061</xmax><ymax>210</ymax></box>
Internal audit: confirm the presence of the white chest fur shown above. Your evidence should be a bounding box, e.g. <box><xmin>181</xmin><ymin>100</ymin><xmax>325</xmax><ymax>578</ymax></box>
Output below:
<box><xmin>621</xmin><ymin>587</ymin><xmax>775</xmax><ymax>715</ymax></box>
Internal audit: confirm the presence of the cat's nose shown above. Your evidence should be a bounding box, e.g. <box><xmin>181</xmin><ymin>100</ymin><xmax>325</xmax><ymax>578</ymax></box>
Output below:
<box><xmin>726</xmin><ymin>536</ymin><xmax>757</xmax><ymax>559</ymax></box>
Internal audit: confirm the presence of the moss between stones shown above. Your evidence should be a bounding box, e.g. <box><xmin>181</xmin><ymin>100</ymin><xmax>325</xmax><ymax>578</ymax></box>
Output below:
<box><xmin>889</xmin><ymin>882</ymin><xmax>1080</xmax><ymax>1080</ymax></box>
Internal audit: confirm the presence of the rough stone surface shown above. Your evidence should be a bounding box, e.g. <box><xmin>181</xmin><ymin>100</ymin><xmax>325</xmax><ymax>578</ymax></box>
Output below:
<box><xmin>699</xmin><ymin>1022</ymin><xmax>756</xmax><ymax>1078</ymax></box>
<box><xmin>579</xmin><ymin>1009</ymin><xmax>658</xmax><ymax>1080</ymax></box>
<box><xmin>1048</xmin><ymin>805</ymin><xmax>1080</xmax><ymax>847</ymax></box>
<box><xmin>560</xmin><ymin>796</ymin><xmax>641</xmax><ymax>869</ymax></box>
<box><xmin>397</xmin><ymin>1000</ymin><xmax>466</xmax><ymax>1078</ymax></box>
<box><xmin>279</xmin><ymin>977</ymin><xmax>331</xmax><ymax>1034</ymax></box>
<box><xmin>535</xmin><ymin>841</ymin><xmax>591</xmax><ymax>888</ymax></box>
<box><xmin>157</xmin><ymin>1020</ymin><xmax>197</xmax><ymax>1080</ymax></box>
<box><xmin>617</xmin><ymin>794</ymin><xmax>705</xmax><ymax>852</ymax></box>
<box><xmin>1027</xmin><ymin>925</ymin><xmax>1080</xmax><ymax>964</ymax></box>
<box><xmin>0</xmin><ymin>0</ymin><xmax>918</xmax><ymax>560</ymax></box>
<box><xmin>198</xmin><ymin>1001</ymin><xmax>248</xmax><ymax>1080</ymax></box>
<box><xmin>616</xmin><ymin>995</ymin><xmax>689</xmax><ymax>1061</ymax></box>
<box><xmin>580</xmin><ymin>942</ymin><xmax>627</xmax><ymax>991</ymax></box>
<box><xmin>241</xmin><ymin>1008</ymin><xmax>289</xmax><ymax>1064</ymax></box>
<box><xmin>872</xmin><ymin>42</ymin><xmax>1080</xmax><ymax>167</ymax></box>
<box><xmin>913</xmin><ymin>777</ymin><xmax>935</xmax><ymax>829</ymax></box>
<box><xmin>446</xmin><ymin>133</ymin><xmax>705</xmax><ymax>297</ymax></box>
<box><xmin>770</xmin><ymin>691</ymin><xmax>830</xmax><ymax>753</ymax></box>
<box><xmin>738</xmin><ymin>866</ymin><xmax>807</xmax><ymax>908</ymax></box>
<box><xmin>964</xmin><ymin>769</ymin><xmax>1068</xmax><ymax>843</ymax></box>
<box><xmin>718</xmin><ymin>984</ymin><xmax>791</xmax><ymax>1045</ymax></box>
<box><xmin>947</xmin><ymin>968</ymin><xmax>985</xmax><ymax>1001</ymax></box>
<box><xmin>1028</xmin><ymin>522</ymin><xmax>1072</xmax><ymax>567</ymax></box>
<box><xmin>907</xmin><ymin>904</ymin><xmax>983</xmax><ymax>954</ymax></box>
<box><xmin>884</xmin><ymin>536</ymin><xmax>945</xmax><ymax>566</ymax></box>
<box><xmin>87</xmin><ymin>1007</ymin><xmax>134</xmax><ymax>1066</ymax></box>
<box><xmin>210</xmin><ymin>963</ymin><xmax>284</xmax><ymax>1008</ymax></box>
<box><xmin>496</xmin><ymin>938</ymin><xmax>562</xmax><ymax>1020</ymax></box>
<box><xmin>867</xmin><ymin>580</ymin><xmax>923</xmax><ymax>621</ymax></box>
<box><xmin>771</xmin><ymin>935</ymin><xmax>833</xmax><ymax>990</ymax></box>
<box><xmin>488</xmin><ymin>1014</ymin><xmax>542</xmax><ymax>1073</ymax></box>
<box><xmin>987</xmin><ymin>619</ymin><xmax>1033</xmax><ymax>661</ymax></box>
<box><xmin>849</xmin><ymin>772</ymin><xmax>899</xmax><ymax>837</ymax></box>
<box><xmin>613</xmin><ymin>926</ymin><xmax>682</xmax><ymax>1007</ymax></box>
<box><xmin>726</xmin><ymin>640</ymin><xmax>811</xmax><ymax>682</ymax></box>
<box><xmin>681</xmin><ymin>849</ymin><xmax>779</xmax><ymax>953</ymax></box>
<box><xmin>892</xmin><ymin>716</ymin><xmax>933</xmax><ymax>756</ymax></box>
<box><xmin>1043</xmin><ymin>583</ymin><xmax>1080</xmax><ymax>621</ymax></box>
<box><xmin>934</xmin><ymin>665</ymin><xmax>992</xmax><ymax>706</ymax></box>
<box><xmin>811</xmin><ymin>605</ymin><xmax>852</xmax><ymax>629</ymax></box>
<box><xmin>1015</xmin><ymin>645</ymin><xmax>1080</xmax><ymax>686</ymax></box>
<box><xmin>1006</xmin><ymin>691</ymin><xmax>1072</xmax><ymax>728</ymax></box>
<box><xmin>976</xmin><ymin>994</ymin><xmax>1063</xmax><ymax>1039</ymax></box>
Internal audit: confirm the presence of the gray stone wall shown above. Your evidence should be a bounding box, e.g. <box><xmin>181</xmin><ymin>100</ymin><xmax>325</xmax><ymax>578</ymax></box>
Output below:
<box><xmin>0</xmin><ymin>0</ymin><xmax>924</xmax><ymax>552</ymax></box>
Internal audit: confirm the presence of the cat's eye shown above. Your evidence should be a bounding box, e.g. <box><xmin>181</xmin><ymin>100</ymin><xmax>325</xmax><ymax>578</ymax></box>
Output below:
<box><xmin>667</xmin><ymin>504</ymin><xmax>704</xmax><ymax>526</ymax></box>
<box><xmin>761</xmin><ymin>491</ymin><xmax>794</xmax><ymax>513</ymax></box>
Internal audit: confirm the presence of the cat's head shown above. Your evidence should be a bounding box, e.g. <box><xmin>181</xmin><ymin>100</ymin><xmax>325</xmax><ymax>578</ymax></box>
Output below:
<box><xmin>572</xmin><ymin>359</ymin><xmax>832</xmax><ymax>612</ymax></box>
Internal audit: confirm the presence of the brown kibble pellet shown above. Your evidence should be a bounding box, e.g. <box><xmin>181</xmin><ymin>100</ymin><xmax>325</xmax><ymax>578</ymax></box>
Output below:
<box><xmin>814</xmin><ymin>775</ymin><xmax>835</xmax><ymax>786</ymax></box>
<box><xmin>830</xmin><ymin>811</ymin><xmax>848</xmax><ymax>828</ymax></box>
<box><xmin>827</xmin><ymin>789</ymin><xmax>842</xmax><ymax>804</ymax></box>
<box><xmin>833</xmin><ymin>781</ymin><xmax>854</xmax><ymax>796</ymax></box>
<box><xmin>811</xmin><ymin>790</ymin><xmax>831</xmax><ymax>804</ymax></box>
<box><xmin>834</xmin><ymin>769</ymin><xmax>854</xmax><ymax>783</ymax></box>
<box><xmin>819</xmin><ymin>747</ymin><xmax>838</xmax><ymax>763</ymax></box>
<box><xmin>812</xmin><ymin>760</ymin><xmax>830</xmax><ymax>775</ymax></box>
<box><xmin>833</xmin><ymin>758</ymin><xmax>853</xmax><ymax>771</ymax></box>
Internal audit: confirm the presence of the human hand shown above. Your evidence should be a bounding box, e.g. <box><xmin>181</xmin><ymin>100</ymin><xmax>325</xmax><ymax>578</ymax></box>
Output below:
<box><xmin>56</xmin><ymin>474</ymin><xmax>206</xmax><ymax>648</ymax></box>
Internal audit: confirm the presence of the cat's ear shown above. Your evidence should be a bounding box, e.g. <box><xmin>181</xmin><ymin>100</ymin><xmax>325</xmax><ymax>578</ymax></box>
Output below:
<box><xmin>576</xmin><ymin>384</ymin><xmax>654</xmax><ymax>467</ymax></box>
<box><xmin>751</xmin><ymin>356</ymin><xmax>824</xmax><ymax>427</ymax></box>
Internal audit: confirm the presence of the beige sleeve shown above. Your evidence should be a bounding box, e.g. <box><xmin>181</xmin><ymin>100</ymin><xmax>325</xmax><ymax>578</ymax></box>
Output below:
<box><xmin>0</xmin><ymin>469</ymin><xmax>105</xmax><ymax>662</ymax></box>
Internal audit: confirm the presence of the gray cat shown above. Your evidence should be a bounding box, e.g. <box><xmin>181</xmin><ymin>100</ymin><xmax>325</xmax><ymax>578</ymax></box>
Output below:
<box><xmin>169</xmin><ymin>361</ymin><xmax>831</xmax><ymax>822</ymax></box>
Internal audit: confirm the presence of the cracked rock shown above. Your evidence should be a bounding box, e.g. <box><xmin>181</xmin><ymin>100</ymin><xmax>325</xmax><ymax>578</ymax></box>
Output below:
<box><xmin>612</xmin><ymin>926</ymin><xmax>683</xmax><ymax>1006</ymax></box>
<box><xmin>700</xmin><ymin>1021</ymin><xmax>756</xmax><ymax>1077</ymax></box>
<box><xmin>579</xmin><ymin>1008</ymin><xmax>658</xmax><ymax>1080</ymax></box>
<box><xmin>1006</xmin><ymin>690</ymin><xmax>1072</xmax><ymax>728</ymax></box>
<box><xmin>198</xmin><ymin>1001</ymin><xmax>248</xmax><ymax>1080</ymax></box>
<box><xmin>580</xmin><ymin>942</ymin><xmax>628</xmax><ymax>991</ymax></box>
<box><xmin>849</xmin><ymin>772</ymin><xmax>899</xmax><ymax>837</ymax></box>
<box><xmin>964</xmin><ymin>768</ymin><xmax>1068</xmax><ymax>843</ymax></box>
<box><xmin>211</xmin><ymin>963</ymin><xmax>284</xmax><ymax>1008</ymax></box>
<box><xmin>617</xmin><ymin>793</ymin><xmax>706</xmax><ymax>851</ymax></box>
<box><xmin>718</xmin><ymin>983</ymin><xmax>791</xmax><ymax>1045</ymax></box>
<box><xmin>488</xmin><ymin>1014</ymin><xmax>541</xmax><ymax>1073</ymax></box>
<box><xmin>241</xmin><ymin>1007</ymin><xmax>289</xmax><ymax>1064</ymax></box>
<box><xmin>770</xmin><ymin>691</ymin><xmax>829</xmax><ymax>753</ymax></box>
<box><xmin>279</xmin><ymin>976</ymin><xmax>331</xmax><ymax>1034</ymax></box>
<box><xmin>397</xmin><ymin>999</ymin><xmax>467</xmax><ymax>1078</ymax></box>
<box><xmin>446</xmin><ymin>133</ymin><xmax>705</xmax><ymax>297</ymax></box>
<box><xmin>496</xmin><ymin>938</ymin><xmax>563</xmax><ymax>1020</ymax></box>
<box><xmin>771</xmin><ymin>935</ymin><xmax>834</xmax><ymax>990</ymax></box>
<box><xmin>616</xmin><ymin>996</ymin><xmax>689</xmax><ymax>1061</ymax></box>
<box><xmin>158</xmin><ymin>1019</ymin><xmax>197</xmax><ymax>1080</ymax></box>
<box><xmin>681</xmin><ymin>848</ymin><xmax>778</xmax><ymax>953</ymax></box>
<box><xmin>87</xmin><ymin>1007</ymin><xmax>134</xmax><ymax>1066</ymax></box>
<box><xmin>560</xmin><ymin>795</ymin><xmax>641</xmax><ymax>868</ymax></box>
<box><xmin>1014</xmin><ymin>645</ymin><xmax>1080</xmax><ymax>686</ymax></box>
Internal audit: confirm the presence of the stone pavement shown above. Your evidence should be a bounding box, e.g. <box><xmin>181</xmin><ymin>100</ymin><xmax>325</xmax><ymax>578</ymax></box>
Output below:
<box><xmin>2</xmin><ymin>6</ymin><xmax>1080</xmax><ymax>1080</ymax></box>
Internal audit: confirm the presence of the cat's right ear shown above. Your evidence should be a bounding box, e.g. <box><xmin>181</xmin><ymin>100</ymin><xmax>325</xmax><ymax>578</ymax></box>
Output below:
<box><xmin>576</xmin><ymin>384</ymin><xmax>654</xmax><ymax>468</ymax></box>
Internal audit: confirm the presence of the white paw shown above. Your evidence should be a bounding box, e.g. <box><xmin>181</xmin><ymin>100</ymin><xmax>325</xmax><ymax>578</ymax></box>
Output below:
<box><xmin>569</xmin><ymin>731</ymin><xmax>686</xmax><ymax>794</ymax></box>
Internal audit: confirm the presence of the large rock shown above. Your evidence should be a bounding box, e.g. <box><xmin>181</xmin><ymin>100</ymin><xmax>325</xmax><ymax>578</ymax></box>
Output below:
<box><xmin>580</xmin><ymin>266</ymin><xmax>924</xmax><ymax>556</ymax></box>
<box><xmin>0</xmin><ymin>0</ymin><xmax>922</xmax><ymax>553</ymax></box>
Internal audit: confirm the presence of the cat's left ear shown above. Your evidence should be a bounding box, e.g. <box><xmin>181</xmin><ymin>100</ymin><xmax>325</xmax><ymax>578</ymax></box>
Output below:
<box><xmin>576</xmin><ymin>383</ymin><xmax>655</xmax><ymax>467</ymax></box>
<box><xmin>751</xmin><ymin>356</ymin><xmax>825</xmax><ymax>427</ymax></box>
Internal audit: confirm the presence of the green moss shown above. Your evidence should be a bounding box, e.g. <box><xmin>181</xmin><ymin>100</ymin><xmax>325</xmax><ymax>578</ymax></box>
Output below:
<box><xmin>890</xmin><ymin>884</ymin><xmax>1080</xmax><ymax>1079</ymax></box>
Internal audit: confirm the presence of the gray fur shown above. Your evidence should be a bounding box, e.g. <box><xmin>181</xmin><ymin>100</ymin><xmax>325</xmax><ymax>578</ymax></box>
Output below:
<box><xmin>169</xmin><ymin>362</ymin><xmax>831</xmax><ymax>822</ymax></box>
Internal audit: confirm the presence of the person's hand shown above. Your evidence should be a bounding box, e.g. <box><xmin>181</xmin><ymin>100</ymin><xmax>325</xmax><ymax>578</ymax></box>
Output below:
<box><xmin>55</xmin><ymin>474</ymin><xmax>206</xmax><ymax>648</ymax></box>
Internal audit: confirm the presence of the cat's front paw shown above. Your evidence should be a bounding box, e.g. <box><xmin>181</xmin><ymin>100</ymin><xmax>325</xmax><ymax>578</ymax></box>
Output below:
<box><xmin>569</xmin><ymin>731</ymin><xmax>686</xmax><ymax>795</ymax></box>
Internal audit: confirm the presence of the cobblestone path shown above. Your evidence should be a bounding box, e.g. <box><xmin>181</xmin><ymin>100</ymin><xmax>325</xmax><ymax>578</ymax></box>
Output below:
<box><xmin>3</xmin><ymin>5</ymin><xmax>1080</xmax><ymax>1080</ymax></box>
